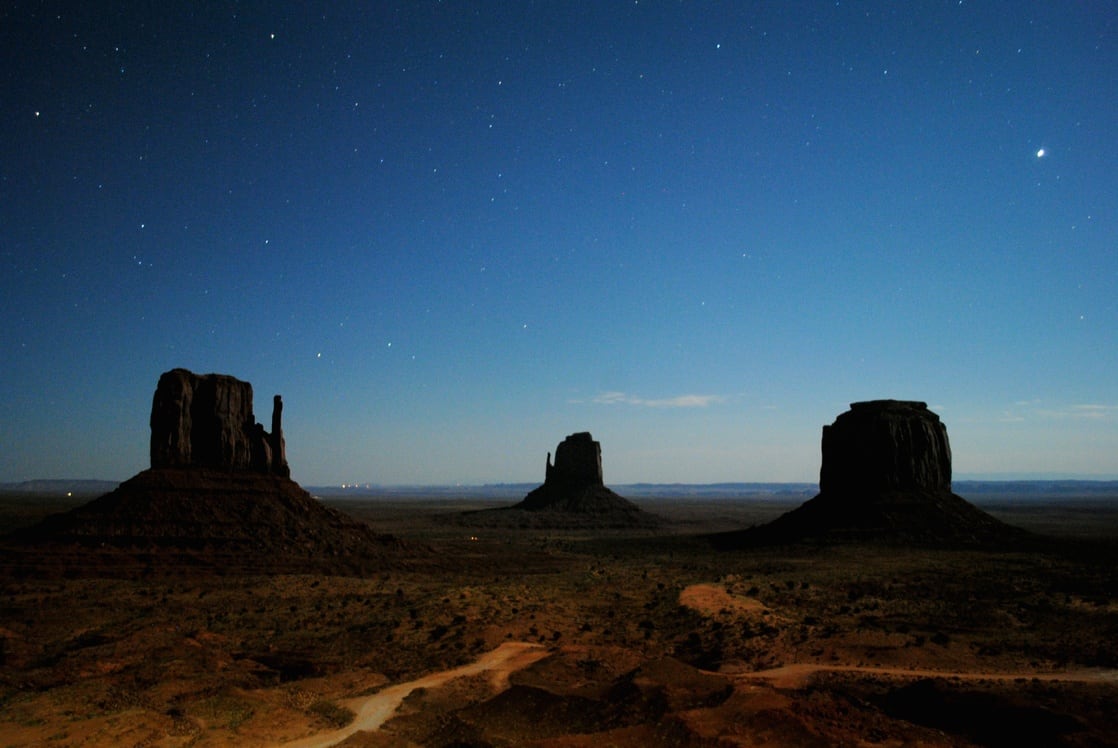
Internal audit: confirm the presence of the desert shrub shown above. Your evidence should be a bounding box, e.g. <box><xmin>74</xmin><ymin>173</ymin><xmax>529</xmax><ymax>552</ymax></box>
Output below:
<box><xmin>308</xmin><ymin>699</ymin><xmax>354</xmax><ymax>728</ymax></box>
<box><xmin>197</xmin><ymin>693</ymin><xmax>254</xmax><ymax>729</ymax></box>
<box><xmin>577</xmin><ymin>657</ymin><xmax>602</xmax><ymax>673</ymax></box>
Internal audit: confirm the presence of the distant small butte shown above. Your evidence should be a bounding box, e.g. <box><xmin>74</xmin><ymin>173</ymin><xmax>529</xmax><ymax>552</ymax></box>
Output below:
<box><xmin>460</xmin><ymin>432</ymin><xmax>662</xmax><ymax>529</ymax></box>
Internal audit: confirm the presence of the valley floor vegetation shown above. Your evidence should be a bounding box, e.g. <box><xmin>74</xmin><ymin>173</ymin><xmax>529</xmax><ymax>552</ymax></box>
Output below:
<box><xmin>1</xmin><ymin>493</ymin><xmax>1116</xmax><ymax>746</ymax></box>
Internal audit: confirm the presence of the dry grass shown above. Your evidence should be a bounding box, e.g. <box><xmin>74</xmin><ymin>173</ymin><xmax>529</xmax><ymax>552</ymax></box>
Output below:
<box><xmin>0</xmin><ymin>493</ymin><xmax>1116</xmax><ymax>746</ymax></box>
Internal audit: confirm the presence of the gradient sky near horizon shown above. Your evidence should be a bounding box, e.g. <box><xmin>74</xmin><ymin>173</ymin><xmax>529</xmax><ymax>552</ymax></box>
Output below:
<box><xmin>2</xmin><ymin>2</ymin><xmax>1116</xmax><ymax>486</ymax></box>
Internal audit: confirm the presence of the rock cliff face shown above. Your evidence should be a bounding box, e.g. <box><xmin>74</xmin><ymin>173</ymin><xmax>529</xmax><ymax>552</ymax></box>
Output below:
<box><xmin>819</xmin><ymin>400</ymin><xmax>951</xmax><ymax>496</ymax></box>
<box><xmin>725</xmin><ymin>400</ymin><xmax>1026</xmax><ymax>546</ymax></box>
<box><xmin>544</xmin><ymin>432</ymin><xmax>605</xmax><ymax>490</ymax></box>
<box><xmin>150</xmin><ymin>368</ymin><xmax>288</xmax><ymax>477</ymax></box>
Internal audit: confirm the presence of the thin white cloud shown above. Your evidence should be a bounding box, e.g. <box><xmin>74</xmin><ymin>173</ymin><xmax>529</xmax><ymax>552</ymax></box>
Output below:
<box><xmin>591</xmin><ymin>391</ymin><xmax>629</xmax><ymax>406</ymax></box>
<box><xmin>964</xmin><ymin>400</ymin><xmax>1118</xmax><ymax>424</ymax></box>
<box><xmin>1031</xmin><ymin>403</ymin><xmax>1118</xmax><ymax>420</ymax></box>
<box><xmin>591</xmin><ymin>391</ymin><xmax>724</xmax><ymax>408</ymax></box>
<box><xmin>1070</xmin><ymin>404</ymin><xmax>1118</xmax><ymax>419</ymax></box>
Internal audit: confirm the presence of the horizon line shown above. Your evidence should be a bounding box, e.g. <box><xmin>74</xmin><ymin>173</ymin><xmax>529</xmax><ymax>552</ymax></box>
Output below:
<box><xmin>6</xmin><ymin>473</ymin><xmax>1118</xmax><ymax>490</ymax></box>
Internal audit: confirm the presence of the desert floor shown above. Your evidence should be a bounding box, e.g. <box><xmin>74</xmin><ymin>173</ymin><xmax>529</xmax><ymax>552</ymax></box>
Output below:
<box><xmin>1</xmin><ymin>492</ymin><xmax>1116</xmax><ymax>746</ymax></box>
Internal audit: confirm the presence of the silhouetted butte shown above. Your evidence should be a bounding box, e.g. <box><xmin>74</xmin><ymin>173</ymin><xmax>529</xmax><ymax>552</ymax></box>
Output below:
<box><xmin>11</xmin><ymin>368</ymin><xmax>407</xmax><ymax>574</ymax></box>
<box><xmin>724</xmin><ymin>400</ymin><xmax>1027</xmax><ymax>546</ymax></box>
<box><xmin>474</xmin><ymin>432</ymin><xmax>659</xmax><ymax>528</ymax></box>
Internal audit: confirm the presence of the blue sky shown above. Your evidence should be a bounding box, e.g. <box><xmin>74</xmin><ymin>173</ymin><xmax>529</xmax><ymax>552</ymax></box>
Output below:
<box><xmin>2</xmin><ymin>2</ymin><xmax>1116</xmax><ymax>485</ymax></box>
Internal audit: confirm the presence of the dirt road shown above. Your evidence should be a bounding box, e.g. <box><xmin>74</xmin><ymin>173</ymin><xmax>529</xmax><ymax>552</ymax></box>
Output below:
<box><xmin>679</xmin><ymin>584</ymin><xmax>1118</xmax><ymax>689</ymax></box>
<box><xmin>282</xmin><ymin>641</ymin><xmax>549</xmax><ymax>748</ymax></box>
<box><xmin>282</xmin><ymin>633</ymin><xmax>1117</xmax><ymax>746</ymax></box>
<box><xmin>733</xmin><ymin>662</ymin><xmax>1118</xmax><ymax>689</ymax></box>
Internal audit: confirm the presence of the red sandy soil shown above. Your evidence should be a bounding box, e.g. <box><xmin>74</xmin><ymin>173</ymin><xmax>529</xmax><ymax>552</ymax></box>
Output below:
<box><xmin>2</xmin><ymin>494</ymin><xmax>1117</xmax><ymax>746</ymax></box>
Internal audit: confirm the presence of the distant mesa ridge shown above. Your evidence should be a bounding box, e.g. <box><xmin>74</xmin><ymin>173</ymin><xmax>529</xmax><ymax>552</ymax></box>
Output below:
<box><xmin>730</xmin><ymin>399</ymin><xmax>1028</xmax><ymax>546</ymax></box>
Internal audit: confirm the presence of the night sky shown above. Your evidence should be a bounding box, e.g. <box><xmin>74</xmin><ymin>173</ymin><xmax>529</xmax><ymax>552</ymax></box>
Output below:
<box><xmin>3</xmin><ymin>2</ymin><xmax>1116</xmax><ymax>486</ymax></box>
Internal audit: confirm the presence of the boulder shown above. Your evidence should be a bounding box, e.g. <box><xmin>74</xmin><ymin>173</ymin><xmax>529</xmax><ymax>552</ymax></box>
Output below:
<box><xmin>150</xmin><ymin>368</ymin><xmax>288</xmax><ymax>476</ymax></box>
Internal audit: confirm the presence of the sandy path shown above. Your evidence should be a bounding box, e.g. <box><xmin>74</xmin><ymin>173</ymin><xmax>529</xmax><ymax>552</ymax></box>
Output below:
<box><xmin>733</xmin><ymin>662</ymin><xmax>1118</xmax><ymax>689</ymax></box>
<box><xmin>680</xmin><ymin>584</ymin><xmax>1118</xmax><ymax>689</ymax></box>
<box><xmin>282</xmin><ymin>642</ymin><xmax>549</xmax><ymax>748</ymax></box>
<box><xmin>679</xmin><ymin>583</ymin><xmax>767</xmax><ymax>616</ymax></box>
